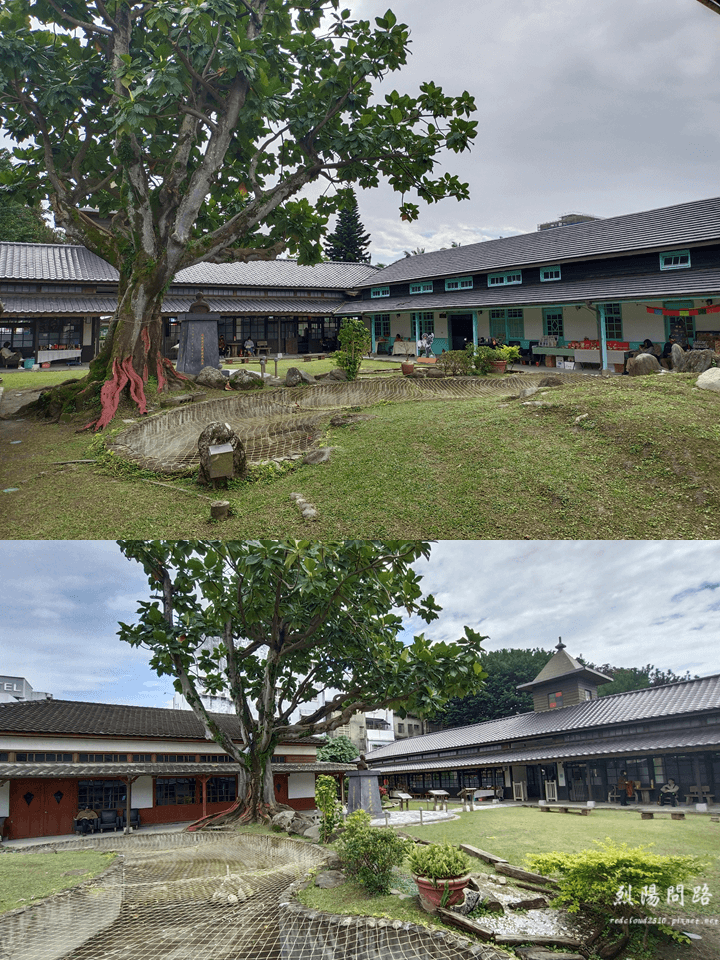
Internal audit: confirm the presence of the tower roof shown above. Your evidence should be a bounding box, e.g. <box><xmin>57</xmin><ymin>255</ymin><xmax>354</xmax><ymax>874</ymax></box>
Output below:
<box><xmin>516</xmin><ymin>638</ymin><xmax>613</xmax><ymax>693</ymax></box>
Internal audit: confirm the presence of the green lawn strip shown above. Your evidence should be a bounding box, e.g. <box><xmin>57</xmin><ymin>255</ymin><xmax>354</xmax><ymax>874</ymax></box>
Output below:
<box><xmin>0</xmin><ymin>370</ymin><xmax>83</xmax><ymax>391</ymax></box>
<box><xmin>297</xmin><ymin>874</ymin><xmax>465</xmax><ymax>937</ymax></box>
<box><xmin>398</xmin><ymin>807</ymin><xmax>719</xmax><ymax>917</ymax></box>
<box><xmin>2</xmin><ymin>375</ymin><xmax>720</xmax><ymax>538</ymax></box>
<box><xmin>0</xmin><ymin>850</ymin><xmax>117</xmax><ymax>914</ymax></box>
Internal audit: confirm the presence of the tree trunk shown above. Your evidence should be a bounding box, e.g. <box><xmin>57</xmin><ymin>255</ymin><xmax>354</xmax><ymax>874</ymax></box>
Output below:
<box><xmin>232</xmin><ymin>749</ymin><xmax>282</xmax><ymax>824</ymax></box>
<box><xmin>71</xmin><ymin>271</ymin><xmax>191</xmax><ymax>430</ymax></box>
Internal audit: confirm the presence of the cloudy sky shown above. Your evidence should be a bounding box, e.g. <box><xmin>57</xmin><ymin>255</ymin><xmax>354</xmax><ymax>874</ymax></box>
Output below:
<box><xmin>338</xmin><ymin>0</ymin><xmax>720</xmax><ymax>263</ymax></box>
<box><xmin>0</xmin><ymin>540</ymin><xmax>717</xmax><ymax>709</ymax></box>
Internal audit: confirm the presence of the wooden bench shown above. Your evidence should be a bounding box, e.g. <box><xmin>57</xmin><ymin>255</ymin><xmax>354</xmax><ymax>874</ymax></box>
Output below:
<box><xmin>302</xmin><ymin>353</ymin><xmax>326</xmax><ymax>362</ymax></box>
<box><xmin>540</xmin><ymin>805</ymin><xmax>591</xmax><ymax>816</ymax></box>
<box><xmin>639</xmin><ymin>811</ymin><xmax>685</xmax><ymax>820</ymax></box>
<box><xmin>685</xmin><ymin>785</ymin><xmax>714</xmax><ymax>805</ymax></box>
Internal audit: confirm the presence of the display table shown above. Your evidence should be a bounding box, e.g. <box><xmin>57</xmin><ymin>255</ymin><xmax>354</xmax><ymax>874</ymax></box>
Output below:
<box><xmin>37</xmin><ymin>349</ymin><xmax>82</xmax><ymax>363</ymax></box>
<box><xmin>531</xmin><ymin>346</ymin><xmax>576</xmax><ymax>357</ymax></box>
<box><xmin>391</xmin><ymin>340</ymin><xmax>416</xmax><ymax>356</ymax></box>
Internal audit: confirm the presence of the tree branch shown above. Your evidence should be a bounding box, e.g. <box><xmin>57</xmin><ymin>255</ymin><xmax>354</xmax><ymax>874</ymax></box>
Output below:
<box><xmin>44</xmin><ymin>0</ymin><xmax>112</xmax><ymax>35</ymax></box>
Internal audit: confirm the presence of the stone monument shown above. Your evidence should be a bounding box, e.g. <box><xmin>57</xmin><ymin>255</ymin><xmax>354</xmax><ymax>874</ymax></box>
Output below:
<box><xmin>346</xmin><ymin>754</ymin><xmax>383</xmax><ymax>818</ymax></box>
<box><xmin>176</xmin><ymin>293</ymin><xmax>222</xmax><ymax>375</ymax></box>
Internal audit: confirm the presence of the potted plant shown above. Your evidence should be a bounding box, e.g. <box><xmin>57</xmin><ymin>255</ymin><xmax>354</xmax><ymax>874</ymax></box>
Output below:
<box><xmin>408</xmin><ymin>842</ymin><xmax>472</xmax><ymax>909</ymax></box>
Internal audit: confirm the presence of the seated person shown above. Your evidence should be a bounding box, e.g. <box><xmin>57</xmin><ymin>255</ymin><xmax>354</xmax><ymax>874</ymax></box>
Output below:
<box><xmin>244</xmin><ymin>337</ymin><xmax>255</xmax><ymax>356</ymax></box>
<box><xmin>658</xmin><ymin>778</ymin><xmax>680</xmax><ymax>806</ymax></box>
<box><xmin>218</xmin><ymin>335</ymin><xmax>228</xmax><ymax>358</ymax></box>
<box><xmin>1</xmin><ymin>342</ymin><xmax>22</xmax><ymax>367</ymax></box>
<box><xmin>660</xmin><ymin>336</ymin><xmax>677</xmax><ymax>369</ymax></box>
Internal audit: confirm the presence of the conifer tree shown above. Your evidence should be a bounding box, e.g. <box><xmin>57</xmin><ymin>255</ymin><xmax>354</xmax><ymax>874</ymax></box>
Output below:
<box><xmin>324</xmin><ymin>191</ymin><xmax>372</xmax><ymax>262</ymax></box>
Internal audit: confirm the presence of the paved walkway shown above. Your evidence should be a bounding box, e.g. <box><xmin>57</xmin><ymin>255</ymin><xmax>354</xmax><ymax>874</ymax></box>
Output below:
<box><xmin>0</xmin><ymin>820</ymin><xmax>192</xmax><ymax>850</ymax></box>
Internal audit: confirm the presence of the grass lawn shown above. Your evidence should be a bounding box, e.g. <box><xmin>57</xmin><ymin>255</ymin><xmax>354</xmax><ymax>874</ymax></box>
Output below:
<box><xmin>0</xmin><ymin>850</ymin><xmax>117</xmax><ymax>914</ymax></box>
<box><xmin>399</xmin><ymin>805</ymin><xmax>719</xmax><ymax>901</ymax></box>
<box><xmin>2</xmin><ymin>369</ymin><xmax>720</xmax><ymax>538</ymax></box>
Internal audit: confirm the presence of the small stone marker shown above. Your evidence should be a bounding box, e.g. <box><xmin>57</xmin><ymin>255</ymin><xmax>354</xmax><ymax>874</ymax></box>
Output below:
<box><xmin>208</xmin><ymin>443</ymin><xmax>234</xmax><ymax>479</ymax></box>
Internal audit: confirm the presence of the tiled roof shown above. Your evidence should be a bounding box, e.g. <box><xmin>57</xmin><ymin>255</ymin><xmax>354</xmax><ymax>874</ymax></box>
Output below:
<box><xmin>175</xmin><ymin>260</ymin><xmax>378</xmax><ymax>289</ymax></box>
<box><xmin>162</xmin><ymin>297</ymin><xmax>346</xmax><ymax>316</ymax></box>
<box><xmin>366</xmin><ymin>674</ymin><xmax>720</xmax><ymax>763</ymax></box>
<box><xmin>370</xmin><ymin>728</ymin><xmax>720</xmax><ymax>774</ymax></box>
<box><xmin>0</xmin><ymin>698</ymin><xmax>326</xmax><ymax>745</ymax></box>
<box><xmin>339</xmin><ymin>268</ymin><xmax>720</xmax><ymax>315</ymax></box>
<box><xmin>0</xmin><ymin>296</ymin><xmax>118</xmax><ymax>315</ymax></box>
<box><xmin>0</xmin><ymin>760</ymin><xmax>355</xmax><ymax>778</ymax></box>
<box><xmin>357</xmin><ymin>196</ymin><xmax>720</xmax><ymax>286</ymax></box>
<box><xmin>0</xmin><ymin>244</ymin><xmax>119</xmax><ymax>281</ymax></box>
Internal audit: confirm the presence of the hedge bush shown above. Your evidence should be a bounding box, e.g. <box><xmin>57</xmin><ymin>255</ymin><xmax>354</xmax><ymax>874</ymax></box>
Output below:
<box><xmin>336</xmin><ymin>810</ymin><xmax>412</xmax><ymax>894</ymax></box>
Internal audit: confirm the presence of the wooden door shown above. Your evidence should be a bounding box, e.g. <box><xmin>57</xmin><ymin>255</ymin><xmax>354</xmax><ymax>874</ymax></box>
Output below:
<box><xmin>274</xmin><ymin>774</ymin><xmax>289</xmax><ymax>805</ymax></box>
<box><xmin>8</xmin><ymin>779</ymin><xmax>77</xmax><ymax>839</ymax></box>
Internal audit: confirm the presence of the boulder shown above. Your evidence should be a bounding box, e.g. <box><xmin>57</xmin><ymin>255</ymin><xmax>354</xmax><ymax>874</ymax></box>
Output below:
<box><xmin>303</xmin><ymin>447</ymin><xmax>333</xmax><ymax>465</ymax></box>
<box><xmin>537</xmin><ymin>376</ymin><xmax>563</xmax><ymax>387</ymax></box>
<box><xmin>158</xmin><ymin>392</ymin><xmax>206</xmax><ymax>407</ymax></box>
<box><xmin>271</xmin><ymin>811</ymin><xmax>296</xmax><ymax>832</ymax></box>
<box><xmin>195</xmin><ymin>366</ymin><xmax>227</xmax><ymax>389</ymax></box>
<box><xmin>229</xmin><ymin>370</ymin><xmax>263</xmax><ymax>391</ymax></box>
<box><xmin>288</xmin><ymin>814</ymin><xmax>314</xmax><ymax>835</ymax></box>
<box><xmin>324</xmin><ymin>367</ymin><xmax>348</xmax><ymax>381</ymax></box>
<box><xmin>508</xmin><ymin>896</ymin><xmax>548</xmax><ymax>910</ymax></box>
<box><xmin>285</xmin><ymin>366</ymin><xmax>303</xmax><ymax>387</ymax></box>
<box><xmin>682</xmin><ymin>349</ymin><xmax>714</xmax><ymax>374</ymax></box>
<box><xmin>303</xmin><ymin>824</ymin><xmax>322</xmax><ymax>843</ymax></box>
<box><xmin>197</xmin><ymin>421</ymin><xmax>247</xmax><ymax>485</ymax></box>
<box><xmin>696</xmin><ymin>367</ymin><xmax>720</xmax><ymax>392</ymax></box>
<box><xmin>315</xmin><ymin>869</ymin><xmax>345</xmax><ymax>888</ymax></box>
<box><xmin>627</xmin><ymin>353</ymin><xmax>661</xmax><ymax>376</ymax></box>
<box><xmin>671</xmin><ymin>342</ymin><xmax>686</xmax><ymax>370</ymax></box>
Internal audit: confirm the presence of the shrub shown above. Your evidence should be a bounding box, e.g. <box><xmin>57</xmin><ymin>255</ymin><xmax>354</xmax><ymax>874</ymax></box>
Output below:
<box><xmin>314</xmin><ymin>775</ymin><xmax>342</xmax><ymax>843</ymax></box>
<box><xmin>336</xmin><ymin>810</ymin><xmax>412</xmax><ymax>894</ymax></box>
<box><xmin>436</xmin><ymin>349</ymin><xmax>473</xmax><ymax>376</ymax></box>
<box><xmin>316</xmin><ymin>735</ymin><xmax>358</xmax><ymax>763</ymax></box>
<box><xmin>334</xmin><ymin>318</ymin><xmax>371</xmax><ymax>380</ymax></box>
<box><xmin>472</xmin><ymin>345</ymin><xmax>497</xmax><ymax>375</ymax></box>
<box><xmin>527</xmin><ymin>838</ymin><xmax>706</xmax><ymax>917</ymax></box>
<box><xmin>408</xmin><ymin>842</ymin><xmax>471</xmax><ymax>881</ymax></box>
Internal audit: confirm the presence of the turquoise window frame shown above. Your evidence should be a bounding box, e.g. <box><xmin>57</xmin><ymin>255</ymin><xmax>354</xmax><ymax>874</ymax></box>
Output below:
<box><xmin>659</xmin><ymin>249</ymin><xmax>691</xmax><ymax>271</ymax></box>
<box><xmin>409</xmin><ymin>281</ymin><xmax>434</xmax><ymax>295</ymax></box>
<box><xmin>662</xmin><ymin>300</ymin><xmax>695</xmax><ymax>340</ymax></box>
<box><xmin>599</xmin><ymin>302</ymin><xmax>622</xmax><ymax>339</ymax></box>
<box><xmin>371</xmin><ymin>286</ymin><xmax>390</xmax><ymax>298</ymax></box>
<box><xmin>489</xmin><ymin>308</ymin><xmax>524</xmax><ymax>340</ymax></box>
<box><xmin>373</xmin><ymin>314</ymin><xmax>390</xmax><ymax>338</ymax></box>
<box><xmin>542</xmin><ymin>307</ymin><xmax>564</xmax><ymax>337</ymax></box>
<box><xmin>411</xmin><ymin>311</ymin><xmax>434</xmax><ymax>337</ymax></box>
<box><xmin>540</xmin><ymin>265</ymin><xmax>562</xmax><ymax>282</ymax></box>
<box><xmin>487</xmin><ymin>271</ymin><xmax>522</xmax><ymax>287</ymax></box>
<box><xmin>444</xmin><ymin>276</ymin><xmax>473</xmax><ymax>291</ymax></box>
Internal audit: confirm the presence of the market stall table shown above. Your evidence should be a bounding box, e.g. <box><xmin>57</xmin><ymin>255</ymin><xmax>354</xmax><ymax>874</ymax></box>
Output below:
<box><xmin>36</xmin><ymin>348</ymin><xmax>82</xmax><ymax>364</ymax></box>
<box><xmin>391</xmin><ymin>340</ymin><xmax>417</xmax><ymax>356</ymax></box>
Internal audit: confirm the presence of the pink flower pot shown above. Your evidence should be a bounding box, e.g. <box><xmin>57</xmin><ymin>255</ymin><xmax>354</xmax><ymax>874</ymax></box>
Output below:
<box><xmin>413</xmin><ymin>874</ymin><xmax>470</xmax><ymax>909</ymax></box>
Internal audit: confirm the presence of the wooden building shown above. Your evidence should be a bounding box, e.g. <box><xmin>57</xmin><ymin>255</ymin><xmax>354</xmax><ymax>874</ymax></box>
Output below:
<box><xmin>366</xmin><ymin>642</ymin><xmax>720</xmax><ymax>805</ymax></box>
<box><xmin>0</xmin><ymin>699</ymin><xmax>352</xmax><ymax>840</ymax></box>
<box><xmin>341</xmin><ymin>195</ymin><xmax>720</xmax><ymax>367</ymax></box>
<box><xmin>0</xmin><ymin>244</ymin><xmax>377</xmax><ymax>365</ymax></box>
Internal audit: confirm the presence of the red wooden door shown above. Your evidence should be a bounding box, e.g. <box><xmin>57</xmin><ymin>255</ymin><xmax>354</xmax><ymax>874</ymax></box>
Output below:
<box><xmin>8</xmin><ymin>779</ymin><xmax>77</xmax><ymax>839</ymax></box>
<box><xmin>274</xmin><ymin>774</ymin><xmax>288</xmax><ymax>805</ymax></box>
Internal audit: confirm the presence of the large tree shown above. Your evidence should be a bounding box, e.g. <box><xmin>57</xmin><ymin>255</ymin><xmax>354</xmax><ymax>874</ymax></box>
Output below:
<box><xmin>0</xmin><ymin>1</ymin><xmax>476</xmax><ymax>428</ymax></box>
<box><xmin>430</xmin><ymin>647</ymin><xmax>552</xmax><ymax>727</ymax></box>
<box><xmin>323</xmin><ymin>189</ymin><xmax>371</xmax><ymax>262</ymax></box>
<box><xmin>117</xmin><ymin>539</ymin><xmax>488</xmax><ymax>822</ymax></box>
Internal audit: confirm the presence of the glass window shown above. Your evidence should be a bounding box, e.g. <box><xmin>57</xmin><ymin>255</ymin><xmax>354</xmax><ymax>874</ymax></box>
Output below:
<box><xmin>373</xmin><ymin>314</ymin><xmax>390</xmax><ymax>338</ymax></box>
<box><xmin>16</xmin><ymin>752</ymin><xmax>73</xmax><ymax>762</ymax></box>
<box><xmin>156</xmin><ymin>777</ymin><xmax>197</xmax><ymax>805</ymax></box>
<box><xmin>156</xmin><ymin>754</ymin><xmax>197</xmax><ymax>763</ymax></box>
<box><xmin>540</xmin><ymin>266</ymin><xmax>562</xmax><ymax>282</ymax></box>
<box><xmin>37</xmin><ymin>319</ymin><xmax>83</xmax><ymax>349</ymax></box>
<box><xmin>371</xmin><ymin>287</ymin><xmax>390</xmax><ymax>298</ymax></box>
<box><xmin>445</xmin><ymin>277</ymin><xmax>473</xmax><ymax>291</ymax></box>
<box><xmin>660</xmin><ymin>249</ymin><xmax>691</xmax><ymax>271</ymax></box>
<box><xmin>663</xmin><ymin>301</ymin><xmax>695</xmax><ymax>341</ymax></box>
<box><xmin>548</xmin><ymin>690</ymin><xmax>563</xmax><ymax>709</ymax></box>
<box><xmin>0</xmin><ymin>324</ymin><xmax>33</xmax><ymax>348</ymax></box>
<box><xmin>78</xmin><ymin>780</ymin><xmax>126</xmax><ymax>809</ymax></box>
<box><xmin>487</xmin><ymin>271</ymin><xmax>522</xmax><ymax>287</ymax></box>
<box><xmin>79</xmin><ymin>753</ymin><xmax>128</xmax><ymax>762</ymax></box>
<box><xmin>409</xmin><ymin>281</ymin><xmax>433</xmax><ymax>295</ymax></box>
<box><xmin>543</xmin><ymin>307</ymin><xmax>564</xmax><ymax>338</ymax></box>
<box><xmin>412</xmin><ymin>312</ymin><xmax>434</xmax><ymax>336</ymax></box>
<box><xmin>599</xmin><ymin>302</ymin><xmax>622</xmax><ymax>340</ymax></box>
<box><xmin>490</xmin><ymin>308</ymin><xmax>524</xmax><ymax>340</ymax></box>
<box><xmin>206</xmin><ymin>776</ymin><xmax>237</xmax><ymax>803</ymax></box>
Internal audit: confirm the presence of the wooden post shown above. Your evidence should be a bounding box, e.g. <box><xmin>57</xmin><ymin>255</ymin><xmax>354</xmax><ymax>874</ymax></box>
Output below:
<box><xmin>200</xmin><ymin>776</ymin><xmax>209</xmax><ymax>818</ymax></box>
